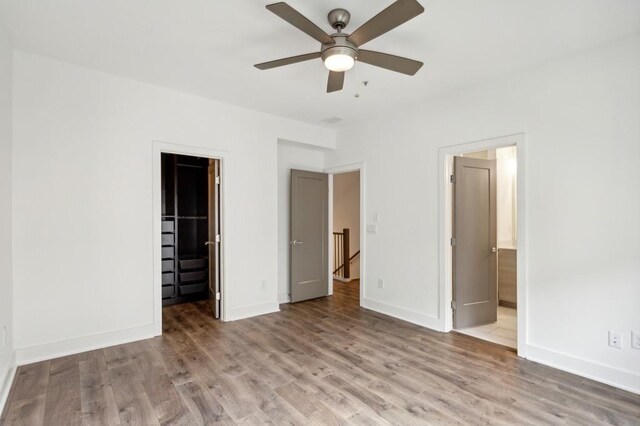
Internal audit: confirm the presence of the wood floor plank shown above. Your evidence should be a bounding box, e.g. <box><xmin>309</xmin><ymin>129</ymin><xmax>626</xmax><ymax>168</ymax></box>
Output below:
<box><xmin>2</xmin><ymin>393</ymin><xmax>48</xmax><ymax>425</ymax></box>
<box><xmin>175</xmin><ymin>381</ymin><xmax>235</xmax><ymax>425</ymax></box>
<box><xmin>3</xmin><ymin>280</ymin><xmax>639</xmax><ymax>425</ymax></box>
<box><xmin>107</xmin><ymin>360</ymin><xmax>159</xmax><ymax>425</ymax></box>
<box><xmin>42</xmin><ymin>355</ymin><xmax>82</xmax><ymax>425</ymax></box>
<box><xmin>78</xmin><ymin>350</ymin><xmax>120</xmax><ymax>426</ymax></box>
<box><xmin>2</xmin><ymin>360</ymin><xmax>50</xmax><ymax>425</ymax></box>
<box><xmin>274</xmin><ymin>382</ymin><xmax>343</xmax><ymax>425</ymax></box>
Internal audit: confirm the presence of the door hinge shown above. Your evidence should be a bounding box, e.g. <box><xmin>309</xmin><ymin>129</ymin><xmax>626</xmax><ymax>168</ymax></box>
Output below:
<box><xmin>216</xmin><ymin>292</ymin><xmax>221</xmax><ymax>300</ymax></box>
<box><xmin>215</xmin><ymin>176</ymin><xmax>220</xmax><ymax>185</ymax></box>
<box><xmin>450</xmin><ymin>174</ymin><xmax>456</xmax><ymax>183</ymax></box>
<box><xmin>451</xmin><ymin>300</ymin><xmax>457</xmax><ymax>310</ymax></box>
<box><xmin>450</xmin><ymin>237</ymin><xmax>456</xmax><ymax>246</ymax></box>
<box><xmin>215</xmin><ymin>234</ymin><xmax>221</xmax><ymax>243</ymax></box>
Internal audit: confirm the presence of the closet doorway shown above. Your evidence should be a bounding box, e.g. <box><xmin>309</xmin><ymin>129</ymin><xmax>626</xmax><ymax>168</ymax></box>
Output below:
<box><xmin>160</xmin><ymin>153</ymin><xmax>222</xmax><ymax>319</ymax></box>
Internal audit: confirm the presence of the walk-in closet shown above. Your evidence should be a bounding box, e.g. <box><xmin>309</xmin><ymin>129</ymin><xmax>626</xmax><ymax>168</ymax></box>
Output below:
<box><xmin>161</xmin><ymin>153</ymin><xmax>221</xmax><ymax>318</ymax></box>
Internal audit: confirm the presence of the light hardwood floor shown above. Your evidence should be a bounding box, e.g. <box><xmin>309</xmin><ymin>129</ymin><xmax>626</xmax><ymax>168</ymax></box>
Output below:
<box><xmin>2</xmin><ymin>280</ymin><xmax>639</xmax><ymax>425</ymax></box>
<box><xmin>456</xmin><ymin>306</ymin><xmax>517</xmax><ymax>349</ymax></box>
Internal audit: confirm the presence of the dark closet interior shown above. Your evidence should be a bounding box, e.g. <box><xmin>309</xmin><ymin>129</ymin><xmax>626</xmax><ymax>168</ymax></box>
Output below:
<box><xmin>161</xmin><ymin>153</ymin><xmax>210</xmax><ymax>306</ymax></box>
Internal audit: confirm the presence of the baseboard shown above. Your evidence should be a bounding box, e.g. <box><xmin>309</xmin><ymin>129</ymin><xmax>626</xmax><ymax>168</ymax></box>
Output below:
<box><xmin>226</xmin><ymin>302</ymin><xmax>280</xmax><ymax>321</ymax></box>
<box><xmin>362</xmin><ymin>298</ymin><xmax>442</xmax><ymax>332</ymax></box>
<box><xmin>526</xmin><ymin>344</ymin><xmax>640</xmax><ymax>395</ymax></box>
<box><xmin>0</xmin><ymin>351</ymin><xmax>17</xmax><ymax>416</ymax></box>
<box><xmin>15</xmin><ymin>324</ymin><xmax>156</xmax><ymax>366</ymax></box>
<box><xmin>499</xmin><ymin>300</ymin><xmax>517</xmax><ymax>309</ymax></box>
<box><xmin>278</xmin><ymin>293</ymin><xmax>291</xmax><ymax>304</ymax></box>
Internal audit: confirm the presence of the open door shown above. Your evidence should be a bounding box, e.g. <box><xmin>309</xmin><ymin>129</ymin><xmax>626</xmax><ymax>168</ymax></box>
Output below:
<box><xmin>453</xmin><ymin>156</ymin><xmax>497</xmax><ymax>329</ymax></box>
<box><xmin>290</xmin><ymin>169</ymin><xmax>329</xmax><ymax>303</ymax></box>
<box><xmin>207</xmin><ymin>159</ymin><xmax>221</xmax><ymax>318</ymax></box>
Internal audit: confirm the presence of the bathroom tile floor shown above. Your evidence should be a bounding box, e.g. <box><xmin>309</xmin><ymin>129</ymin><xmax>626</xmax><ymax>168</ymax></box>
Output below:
<box><xmin>455</xmin><ymin>306</ymin><xmax>517</xmax><ymax>349</ymax></box>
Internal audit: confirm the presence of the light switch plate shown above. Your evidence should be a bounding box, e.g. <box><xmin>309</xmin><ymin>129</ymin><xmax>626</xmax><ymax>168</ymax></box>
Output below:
<box><xmin>632</xmin><ymin>331</ymin><xmax>640</xmax><ymax>349</ymax></box>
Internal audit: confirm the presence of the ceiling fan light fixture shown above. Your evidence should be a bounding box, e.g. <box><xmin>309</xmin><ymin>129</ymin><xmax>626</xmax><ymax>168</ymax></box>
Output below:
<box><xmin>322</xmin><ymin>46</ymin><xmax>357</xmax><ymax>72</ymax></box>
<box><xmin>255</xmin><ymin>1</ymin><xmax>425</xmax><ymax>93</ymax></box>
<box><xmin>324</xmin><ymin>53</ymin><xmax>355</xmax><ymax>72</ymax></box>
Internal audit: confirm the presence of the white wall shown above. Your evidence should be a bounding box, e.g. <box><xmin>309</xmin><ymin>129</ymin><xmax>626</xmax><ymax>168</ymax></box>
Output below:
<box><xmin>0</xmin><ymin>18</ymin><xmax>14</xmax><ymax>409</ymax></box>
<box><xmin>333</xmin><ymin>171</ymin><xmax>360</xmax><ymax>279</ymax></box>
<box><xmin>277</xmin><ymin>141</ymin><xmax>325</xmax><ymax>303</ymax></box>
<box><xmin>496</xmin><ymin>146</ymin><xmax>517</xmax><ymax>248</ymax></box>
<box><xmin>11</xmin><ymin>52</ymin><xmax>335</xmax><ymax>363</ymax></box>
<box><xmin>325</xmin><ymin>35</ymin><xmax>640</xmax><ymax>393</ymax></box>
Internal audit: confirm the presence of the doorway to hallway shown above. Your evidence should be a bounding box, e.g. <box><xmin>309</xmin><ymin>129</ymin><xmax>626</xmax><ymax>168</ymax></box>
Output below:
<box><xmin>331</xmin><ymin>170</ymin><xmax>361</xmax><ymax>306</ymax></box>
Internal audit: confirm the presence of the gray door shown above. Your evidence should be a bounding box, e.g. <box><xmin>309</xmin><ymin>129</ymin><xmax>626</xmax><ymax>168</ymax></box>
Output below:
<box><xmin>290</xmin><ymin>169</ymin><xmax>329</xmax><ymax>303</ymax></box>
<box><xmin>207</xmin><ymin>159</ymin><xmax>221</xmax><ymax>318</ymax></box>
<box><xmin>453</xmin><ymin>156</ymin><xmax>497</xmax><ymax>329</ymax></box>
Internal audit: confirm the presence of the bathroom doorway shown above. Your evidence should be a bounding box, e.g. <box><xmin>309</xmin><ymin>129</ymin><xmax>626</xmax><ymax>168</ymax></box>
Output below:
<box><xmin>451</xmin><ymin>146</ymin><xmax>518</xmax><ymax>349</ymax></box>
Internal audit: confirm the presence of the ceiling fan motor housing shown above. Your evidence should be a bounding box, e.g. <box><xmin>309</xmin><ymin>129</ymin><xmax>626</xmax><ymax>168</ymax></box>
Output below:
<box><xmin>328</xmin><ymin>8</ymin><xmax>351</xmax><ymax>30</ymax></box>
<box><xmin>321</xmin><ymin>34</ymin><xmax>358</xmax><ymax>63</ymax></box>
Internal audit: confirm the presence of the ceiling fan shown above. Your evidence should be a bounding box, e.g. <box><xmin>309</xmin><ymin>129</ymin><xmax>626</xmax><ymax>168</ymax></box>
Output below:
<box><xmin>254</xmin><ymin>0</ymin><xmax>425</xmax><ymax>93</ymax></box>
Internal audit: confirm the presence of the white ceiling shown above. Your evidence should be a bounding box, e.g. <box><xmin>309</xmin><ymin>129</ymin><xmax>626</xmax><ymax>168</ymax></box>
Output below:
<box><xmin>1</xmin><ymin>0</ymin><xmax>639</xmax><ymax>126</ymax></box>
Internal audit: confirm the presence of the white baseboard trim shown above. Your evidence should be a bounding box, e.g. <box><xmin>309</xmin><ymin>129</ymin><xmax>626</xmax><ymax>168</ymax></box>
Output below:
<box><xmin>226</xmin><ymin>302</ymin><xmax>280</xmax><ymax>321</ymax></box>
<box><xmin>278</xmin><ymin>293</ymin><xmax>291</xmax><ymax>304</ymax></box>
<box><xmin>526</xmin><ymin>344</ymin><xmax>640</xmax><ymax>395</ymax></box>
<box><xmin>0</xmin><ymin>351</ymin><xmax>17</xmax><ymax>416</ymax></box>
<box><xmin>15</xmin><ymin>324</ymin><xmax>156</xmax><ymax>366</ymax></box>
<box><xmin>362</xmin><ymin>298</ymin><xmax>442</xmax><ymax>332</ymax></box>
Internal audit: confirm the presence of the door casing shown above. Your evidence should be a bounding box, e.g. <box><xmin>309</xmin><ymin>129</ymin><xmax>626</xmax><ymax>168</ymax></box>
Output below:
<box><xmin>152</xmin><ymin>141</ymin><xmax>227</xmax><ymax>335</ymax></box>
<box><xmin>438</xmin><ymin>134</ymin><xmax>527</xmax><ymax>357</ymax></box>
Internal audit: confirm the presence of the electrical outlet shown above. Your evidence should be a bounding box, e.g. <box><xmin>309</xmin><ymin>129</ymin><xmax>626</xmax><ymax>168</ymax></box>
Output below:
<box><xmin>608</xmin><ymin>331</ymin><xmax>622</xmax><ymax>349</ymax></box>
<box><xmin>367</xmin><ymin>224</ymin><xmax>377</xmax><ymax>234</ymax></box>
<box><xmin>378</xmin><ymin>278</ymin><xmax>384</xmax><ymax>289</ymax></box>
<box><xmin>1</xmin><ymin>326</ymin><xmax>5</xmax><ymax>348</ymax></box>
<box><xmin>261</xmin><ymin>280</ymin><xmax>267</xmax><ymax>290</ymax></box>
<box><xmin>632</xmin><ymin>331</ymin><xmax>640</xmax><ymax>350</ymax></box>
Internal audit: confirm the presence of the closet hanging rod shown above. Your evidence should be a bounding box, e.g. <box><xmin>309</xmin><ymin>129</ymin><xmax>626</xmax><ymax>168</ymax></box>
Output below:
<box><xmin>177</xmin><ymin>163</ymin><xmax>204</xmax><ymax>169</ymax></box>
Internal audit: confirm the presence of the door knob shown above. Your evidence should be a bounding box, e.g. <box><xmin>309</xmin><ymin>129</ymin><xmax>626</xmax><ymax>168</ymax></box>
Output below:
<box><xmin>491</xmin><ymin>247</ymin><xmax>499</xmax><ymax>254</ymax></box>
<box><xmin>290</xmin><ymin>240</ymin><xmax>304</xmax><ymax>245</ymax></box>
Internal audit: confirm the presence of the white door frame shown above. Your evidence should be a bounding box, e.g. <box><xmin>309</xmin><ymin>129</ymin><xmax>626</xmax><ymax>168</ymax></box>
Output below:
<box><xmin>324</xmin><ymin>163</ymin><xmax>365</xmax><ymax>305</ymax></box>
<box><xmin>438</xmin><ymin>134</ymin><xmax>527</xmax><ymax>357</ymax></box>
<box><xmin>152</xmin><ymin>141</ymin><xmax>228</xmax><ymax>335</ymax></box>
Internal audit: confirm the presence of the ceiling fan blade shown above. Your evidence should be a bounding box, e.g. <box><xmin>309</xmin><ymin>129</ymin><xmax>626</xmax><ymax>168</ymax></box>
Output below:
<box><xmin>347</xmin><ymin>0</ymin><xmax>424</xmax><ymax>47</ymax></box>
<box><xmin>358</xmin><ymin>49</ymin><xmax>423</xmax><ymax>75</ymax></box>
<box><xmin>254</xmin><ymin>52</ymin><xmax>321</xmax><ymax>70</ymax></box>
<box><xmin>327</xmin><ymin>71</ymin><xmax>345</xmax><ymax>93</ymax></box>
<box><xmin>266</xmin><ymin>2</ymin><xmax>335</xmax><ymax>45</ymax></box>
